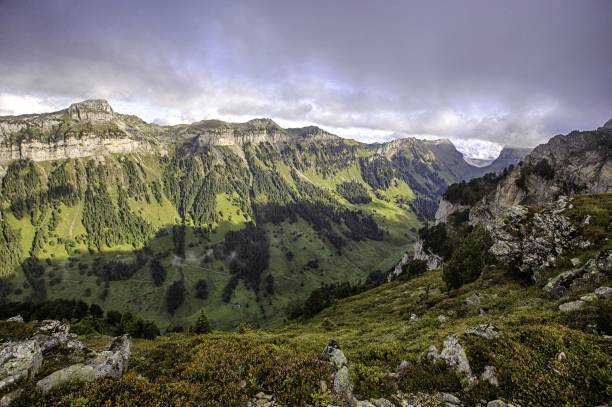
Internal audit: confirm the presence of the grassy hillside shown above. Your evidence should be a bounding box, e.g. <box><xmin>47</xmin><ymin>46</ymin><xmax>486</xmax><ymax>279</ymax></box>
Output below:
<box><xmin>5</xmin><ymin>194</ymin><xmax>611</xmax><ymax>406</ymax></box>
<box><xmin>0</xmin><ymin>136</ymin><xmax>429</xmax><ymax>330</ymax></box>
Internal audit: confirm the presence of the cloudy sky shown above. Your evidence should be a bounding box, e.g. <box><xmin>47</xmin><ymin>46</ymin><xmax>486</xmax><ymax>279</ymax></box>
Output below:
<box><xmin>1</xmin><ymin>0</ymin><xmax>611</xmax><ymax>159</ymax></box>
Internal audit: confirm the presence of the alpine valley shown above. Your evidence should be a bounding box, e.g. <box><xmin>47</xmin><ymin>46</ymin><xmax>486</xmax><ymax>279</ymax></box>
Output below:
<box><xmin>0</xmin><ymin>99</ymin><xmax>526</xmax><ymax>330</ymax></box>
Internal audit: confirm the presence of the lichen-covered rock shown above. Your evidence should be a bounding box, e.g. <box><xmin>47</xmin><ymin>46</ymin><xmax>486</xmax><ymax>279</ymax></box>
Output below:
<box><xmin>368</xmin><ymin>398</ymin><xmax>394</xmax><ymax>407</ymax></box>
<box><xmin>247</xmin><ymin>392</ymin><xmax>282</xmax><ymax>407</ymax></box>
<box><xmin>594</xmin><ymin>286</ymin><xmax>612</xmax><ymax>299</ymax></box>
<box><xmin>0</xmin><ymin>340</ymin><xmax>42</xmax><ymax>393</ymax></box>
<box><xmin>31</xmin><ymin>320</ymin><xmax>82</xmax><ymax>353</ymax></box>
<box><xmin>36</xmin><ymin>334</ymin><xmax>131</xmax><ymax>394</ymax></box>
<box><xmin>0</xmin><ymin>389</ymin><xmax>22</xmax><ymax>407</ymax></box>
<box><xmin>544</xmin><ymin>250</ymin><xmax>610</xmax><ymax>298</ymax></box>
<box><xmin>321</xmin><ymin>340</ymin><xmax>355</xmax><ymax>406</ymax></box>
<box><xmin>489</xmin><ymin>199</ymin><xmax>578</xmax><ymax>282</ymax></box>
<box><xmin>320</xmin><ymin>340</ymin><xmax>348</xmax><ymax>370</ymax></box>
<box><xmin>558</xmin><ymin>300</ymin><xmax>585</xmax><ymax>312</ymax></box>
<box><xmin>440</xmin><ymin>335</ymin><xmax>473</xmax><ymax>383</ymax></box>
<box><xmin>465</xmin><ymin>323</ymin><xmax>501</xmax><ymax>340</ymax></box>
<box><xmin>481</xmin><ymin>366</ymin><xmax>499</xmax><ymax>387</ymax></box>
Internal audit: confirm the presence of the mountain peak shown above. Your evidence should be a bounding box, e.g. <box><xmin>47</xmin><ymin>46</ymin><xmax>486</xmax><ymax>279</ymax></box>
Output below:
<box><xmin>68</xmin><ymin>99</ymin><xmax>114</xmax><ymax>122</ymax></box>
<box><xmin>245</xmin><ymin>118</ymin><xmax>281</xmax><ymax>129</ymax></box>
<box><xmin>604</xmin><ymin>118</ymin><xmax>612</xmax><ymax>129</ymax></box>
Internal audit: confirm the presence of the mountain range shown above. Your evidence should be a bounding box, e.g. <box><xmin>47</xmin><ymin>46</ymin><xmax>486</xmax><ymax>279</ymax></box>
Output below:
<box><xmin>0</xmin><ymin>99</ymin><xmax>530</xmax><ymax>330</ymax></box>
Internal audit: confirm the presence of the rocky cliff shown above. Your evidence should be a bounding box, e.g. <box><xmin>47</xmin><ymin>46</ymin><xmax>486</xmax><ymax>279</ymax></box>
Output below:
<box><xmin>469</xmin><ymin>125</ymin><xmax>612</xmax><ymax>225</ymax></box>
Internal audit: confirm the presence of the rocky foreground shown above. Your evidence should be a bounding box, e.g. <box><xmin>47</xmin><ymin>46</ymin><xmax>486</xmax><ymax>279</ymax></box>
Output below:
<box><xmin>0</xmin><ymin>319</ymin><xmax>130</xmax><ymax>406</ymax></box>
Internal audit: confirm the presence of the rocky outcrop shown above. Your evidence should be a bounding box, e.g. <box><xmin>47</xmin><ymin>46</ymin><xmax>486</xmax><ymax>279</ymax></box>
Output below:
<box><xmin>469</xmin><ymin>127</ymin><xmax>612</xmax><ymax>225</ymax></box>
<box><xmin>543</xmin><ymin>250</ymin><xmax>611</xmax><ymax>298</ymax></box>
<box><xmin>0</xmin><ymin>340</ymin><xmax>43</xmax><ymax>393</ymax></box>
<box><xmin>487</xmin><ymin>198</ymin><xmax>580</xmax><ymax>282</ymax></box>
<box><xmin>36</xmin><ymin>334</ymin><xmax>131</xmax><ymax>394</ymax></box>
<box><xmin>426</xmin><ymin>334</ymin><xmax>474</xmax><ymax>384</ymax></box>
<box><xmin>464</xmin><ymin>323</ymin><xmax>502</xmax><ymax>340</ymax></box>
<box><xmin>435</xmin><ymin>199</ymin><xmax>469</xmax><ymax>224</ymax></box>
<box><xmin>0</xmin><ymin>320</ymin><xmax>132</xmax><ymax>402</ymax></box>
<box><xmin>320</xmin><ymin>339</ymin><xmax>355</xmax><ymax>406</ymax></box>
<box><xmin>68</xmin><ymin>100</ymin><xmax>114</xmax><ymax>122</ymax></box>
<box><xmin>484</xmin><ymin>147</ymin><xmax>531</xmax><ymax>175</ymax></box>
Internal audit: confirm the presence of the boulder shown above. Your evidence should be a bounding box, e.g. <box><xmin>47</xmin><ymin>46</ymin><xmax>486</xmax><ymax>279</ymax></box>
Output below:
<box><xmin>369</xmin><ymin>398</ymin><xmax>394</xmax><ymax>407</ymax></box>
<box><xmin>489</xmin><ymin>200</ymin><xmax>579</xmax><ymax>282</ymax></box>
<box><xmin>442</xmin><ymin>393</ymin><xmax>461</xmax><ymax>405</ymax></box>
<box><xmin>465</xmin><ymin>323</ymin><xmax>501</xmax><ymax>340</ymax></box>
<box><xmin>481</xmin><ymin>366</ymin><xmax>498</xmax><ymax>387</ymax></box>
<box><xmin>321</xmin><ymin>340</ymin><xmax>355</xmax><ymax>406</ymax></box>
<box><xmin>5</xmin><ymin>316</ymin><xmax>23</xmax><ymax>323</ymax></box>
<box><xmin>558</xmin><ymin>300</ymin><xmax>585</xmax><ymax>312</ymax></box>
<box><xmin>594</xmin><ymin>286</ymin><xmax>612</xmax><ymax>299</ymax></box>
<box><xmin>440</xmin><ymin>335</ymin><xmax>473</xmax><ymax>383</ymax></box>
<box><xmin>0</xmin><ymin>340</ymin><xmax>43</xmax><ymax>393</ymax></box>
<box><xmin>320</xmin><ymin>339</ymin><xmax>348</xmax><ymax>370</ymax></box>
<box><xmin>36</xmin><ymin>334</ymin><xmax>131</xmax><ymax>394</ymax></box>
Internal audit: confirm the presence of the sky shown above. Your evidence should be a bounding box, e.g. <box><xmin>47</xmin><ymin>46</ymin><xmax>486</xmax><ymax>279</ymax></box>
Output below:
<box><xmin>1</xmin><ymin>0</ymin><xmax>611</xmax><ymax>160</ymax></box>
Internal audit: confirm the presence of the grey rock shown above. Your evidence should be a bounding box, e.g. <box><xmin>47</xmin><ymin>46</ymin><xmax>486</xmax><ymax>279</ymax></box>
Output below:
<box><xmin>558</xmin><ymin>300</ymin><xmax>585</xmax><ymax>312</ymax></box>
<box><xmin>6</xmin><ymin>316</ymin><xmax>23</xmax><ymax>323</ymax></box>
<box><xmin>320</xmin><ymin>340</ymin><xmax>348</xmax><ymax>370</ymax></box>
<box><xmin>487</xmin><ymin>401</ymin><xmax>507</xmax><ymax>407</ymax></box>
<box><xmin>481</xmin><ymin>366</ymin><xmax>498</xmax><ymax>387</ymax></box>
<box><xmin>333</xmin><ymin>366</ymin><xmax>354</xmax><ymax>403</ymax></box>
<box><xmin>556</xmin><ymin>352</ymin><xmax>566</xmax><ymax>361</ymax></box>
<box><xmin>465</xmin><ymin>293</ymin><xmax>481</xmax><ymax>306</ymax></box>
<box><xmin>0</xmin><ymin>389</ymin><xmax>22</xmax><ymax>407</ymax></box>
<box><xmin>440</xmin><ymin>335</ymin><xmax>473</xmax><ymax>383</ymax></box>
<box><xmin>465</xmin><ymin>323</ymin><xmax>501</xmax><ymax>340</ymax></box>
<box><xmin>369</xmin><ymin>398</ymin><xmax>394</xmax><ymax>407</ymax></box>
<box><xmin>438</xmin><ymin>314</ymin><xmax>448</xmax><ymax>324</ymax></box>
<box><xmin>355</xmin><ymin>401</ymin><xmax>376</xmax><ymax>407</ymax></box>
<box><xmin>488</xmin><ymin>200</ymin><xmax>578</xmax><ymax>282</ymax></box>
<box><xmin>594</xmin><ymin>286</ymin><xmax>612</xmax><ymax>299</ymax></box>
<box><xmin>321</xmin><ymin>340</ymin><xmax>356</xmax><ymax>406</ymax></box>
<box><xmin>36</xmin><ymin>334</ymin><xmax>131</xmax><ymax>394</ymax></box>
<box><xmin>0</xmin><ymin>340</ymin><xmax>43</xmax><ymax>393</ymax></box>
<box><xmin>442</xmin><ymin>393</ymin><xmax>461</xmax><ymax>404</ymax></box>
<box><xmin>398</xmin><ymin>360</ymin><xmax>409</xmax><ymax>370</ymax></box>
<box><xmin>544</xmin><ymin>251</ymin><xmax>610</xmax><ymax>298</ymax></box>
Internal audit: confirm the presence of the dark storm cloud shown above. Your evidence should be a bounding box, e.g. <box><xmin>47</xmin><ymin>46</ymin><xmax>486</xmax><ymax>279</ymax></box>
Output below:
<box><xmin>1</xmin><ymin>0</ymin><xmax>610</xmax><ymax>152</ymax></box>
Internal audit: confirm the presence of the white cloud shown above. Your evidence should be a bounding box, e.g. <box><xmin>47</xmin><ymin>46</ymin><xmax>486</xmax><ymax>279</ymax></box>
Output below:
<box><xmin>0</xmin><ymin>93</ymin><xmax>66</xmax><ymax>116</ymax></box>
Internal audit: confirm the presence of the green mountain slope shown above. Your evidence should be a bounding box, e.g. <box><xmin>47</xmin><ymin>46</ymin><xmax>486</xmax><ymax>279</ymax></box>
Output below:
<box><xmin>0</xmin><ymin>100</ymin><xmax>512</xmax><ymax>330</ymax></box>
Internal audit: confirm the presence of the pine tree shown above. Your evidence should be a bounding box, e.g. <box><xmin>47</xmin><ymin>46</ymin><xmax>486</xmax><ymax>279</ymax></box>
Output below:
<box><xmin>192</xmin><ymin>309</ymin><xmax>212</xmax><ymax>334</ymax></box>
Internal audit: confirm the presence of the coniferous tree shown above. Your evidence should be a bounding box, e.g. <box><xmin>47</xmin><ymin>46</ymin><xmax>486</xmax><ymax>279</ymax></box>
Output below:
<box><xmin>191</xmin><ymin>309</ymin><xmax>212</xmax><ymax>334</ymax></box>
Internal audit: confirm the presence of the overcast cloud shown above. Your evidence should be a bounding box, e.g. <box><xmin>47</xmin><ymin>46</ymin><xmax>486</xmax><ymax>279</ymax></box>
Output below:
<box><xmin>1</xmin><ymin>0</ymin><xmax>610</xmax><ymax>159</ymax></box>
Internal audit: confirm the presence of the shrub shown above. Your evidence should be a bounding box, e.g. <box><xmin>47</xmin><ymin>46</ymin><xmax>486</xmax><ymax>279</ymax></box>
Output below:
<box><xmin>442</xmin><ymin>226</ymin><xmax>494</xmax><ymax>289</ymax></box>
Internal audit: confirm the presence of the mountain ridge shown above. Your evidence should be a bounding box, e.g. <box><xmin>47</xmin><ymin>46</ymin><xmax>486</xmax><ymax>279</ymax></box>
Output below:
<box><xmin>0</xmin><ymin>100</ymin><xmax>526</xmax><ymax>174</ymax></box>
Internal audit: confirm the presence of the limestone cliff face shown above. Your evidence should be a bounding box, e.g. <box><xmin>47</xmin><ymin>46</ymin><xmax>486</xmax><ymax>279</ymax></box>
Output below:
<box><xmin>179</xmin><ymin>119</ymin><xmax>338</xmax><ymax>147</ymax></box>
<box><xmin>0</xmin><ymin>100</ymin><xmax>166</xmax><ymax>165</ymax></box>
<box><xmin>0</xmin><ymin>136</ymin><xmax>159</xmax><ymax>164</ymax></box>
